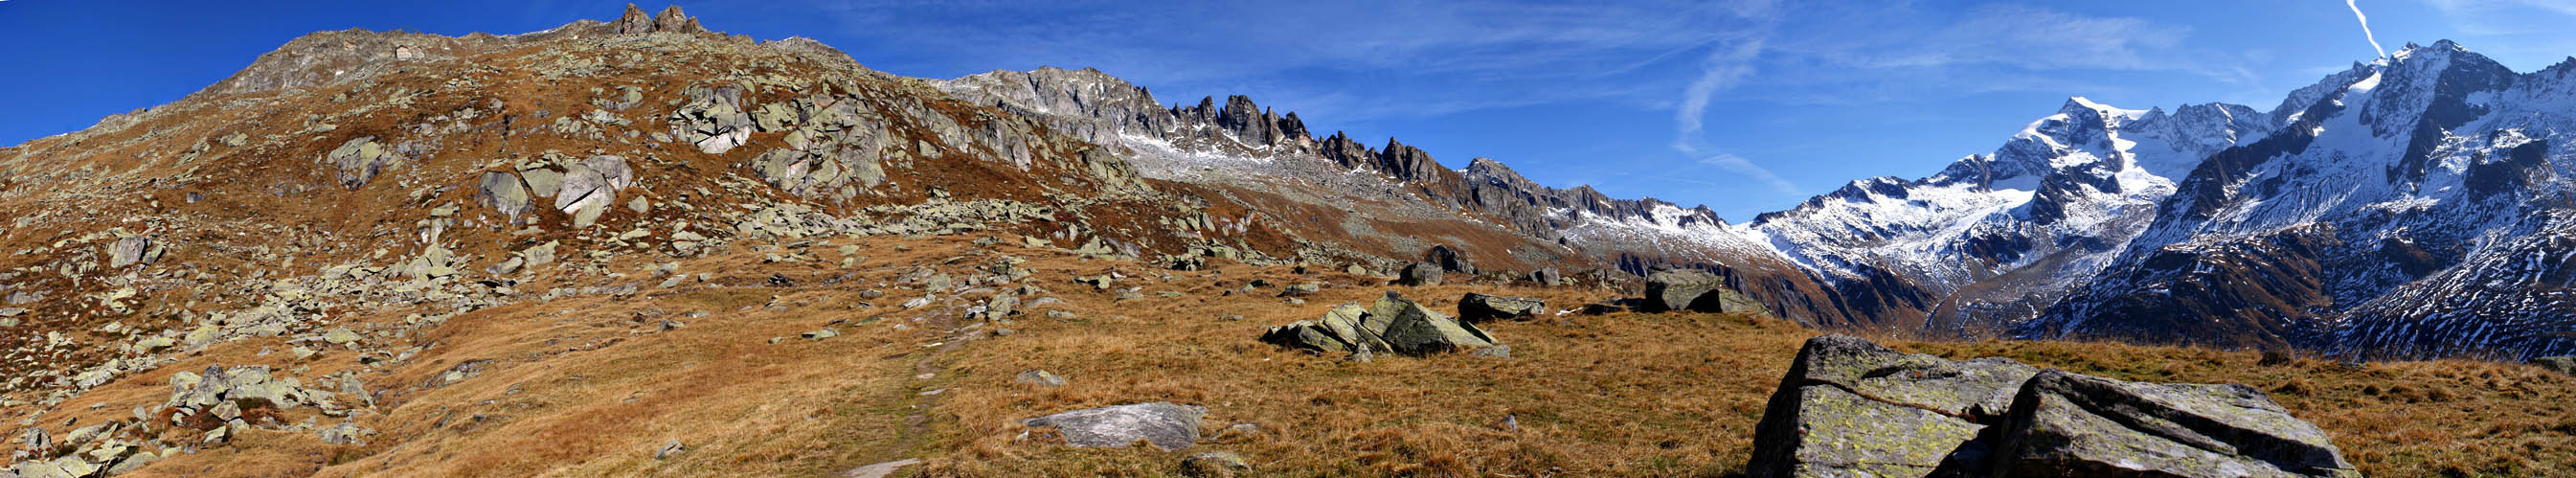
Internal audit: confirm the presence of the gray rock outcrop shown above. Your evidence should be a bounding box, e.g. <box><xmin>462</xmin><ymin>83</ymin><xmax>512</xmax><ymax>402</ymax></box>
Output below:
<box><xmin>475</xmin><ymin>171</ymin><xmax>533</xmax><ymax>218</ymax></box>
<box><xmin>1457</xmin><ymin>293</ymin><xmax>1544</xmax><ymax>323</ymax></box>
<box><xmin>2535</xmin><ymin>355</ymin><xmax>2576</xmax><ymax>375</ymax></box>
<box><xmin>1642</xmin><ymin>268</ymin><xmax>1769</xmax><ymax>315</ymax></box>
<box><xmin>1395</xmin><ymin>262</ymin><xmax>1443</xmax><ymax>286</ymax></box>
<box><xmin>1259</xmin><ymin>292</ymin><xmax>1498</xmax><ymax>355</ymax></box>
<box><xmin>1990</xmin><ymin>371</ymin><xmax>2356</xmax><ymax>477</ymax></box>
<box><xmin>1023</xmin><ymin>402</ymin><xmax>1206</xmax><ymax>450</ymax></box>
<box><xmin>1748</xmin><ymin>335</ymin><xmax>2355</xmax><ymax>477</ymax></box>
<box><xmin>1749</xmin><ymin>334</ymin><xmax>2038</xmax><ymax>476</ymax></box>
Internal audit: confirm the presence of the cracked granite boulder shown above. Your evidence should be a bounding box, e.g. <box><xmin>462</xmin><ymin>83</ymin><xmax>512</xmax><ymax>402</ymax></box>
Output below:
<box><xmin>1748</xmin><ymin>334</ymin><xmax>2038</xmax><ymax>477</ymax></box>
<box><xmin>1748</xmin><ymin>335</ymin><xmax>2355</xmax><ymax>477</ymax></box>
<box><xmin>1989</xmin><ymin>370</ymin><xmax>2356</xmax><ymax>477</ymax></box>
<box><xmin>1260</xmin><ymin>291</ymin><xmax>1498</xmax><ymax>356</ymax></box>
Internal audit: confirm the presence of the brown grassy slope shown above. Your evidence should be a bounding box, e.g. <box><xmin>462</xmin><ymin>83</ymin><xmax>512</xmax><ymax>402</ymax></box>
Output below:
<box><xmin>39</xmin><ymin>234</ymin><xmax>2573</xmax><ymax>477</ymax></box>
<box><xmin>881</xmin><ymin>242</ymin><xmax>2576</xmax><ymax>476</ymax></box>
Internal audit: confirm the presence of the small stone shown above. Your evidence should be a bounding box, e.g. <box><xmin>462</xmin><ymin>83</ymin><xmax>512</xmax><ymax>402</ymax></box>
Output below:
<box><xmin>1014</xmin><ymin>370</ymin><xmax>1068</xmax><ymax>387</ymax></box>
<box><xmin>1178</xmin><ymin>451</ymin><xmax>1253</xmax><ymax>477</ymax></box>
<box><xmin>655</xmin><ymin>440</ymin><xmax>686</xmax><ymax>460</ymax></box>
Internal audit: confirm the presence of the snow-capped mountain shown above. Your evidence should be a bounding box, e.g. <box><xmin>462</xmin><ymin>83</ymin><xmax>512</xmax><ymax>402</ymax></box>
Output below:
<box><xmin>2028</xmin><ymin>41</ymin><xmax>2576</xmax><ymax>359</ymax></box>
<box><xmin>936</xmin><ymin>41</ymin><xmax>2576</xmax><ymax>360</ymax></box>
<box><xmin>1745</xmin><ymin>96</ymin><xmax>2271</xmax><ymax>334</ymax></box>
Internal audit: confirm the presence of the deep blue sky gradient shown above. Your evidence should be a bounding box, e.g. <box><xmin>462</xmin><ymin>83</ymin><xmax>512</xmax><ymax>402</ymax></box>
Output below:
<box><xmin>7</xmin><ymin>0</ymin><xmax>2576</xmax><ymax>219</ymax></box>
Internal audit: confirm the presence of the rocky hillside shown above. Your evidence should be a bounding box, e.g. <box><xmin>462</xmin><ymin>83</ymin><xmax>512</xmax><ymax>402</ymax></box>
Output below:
<box><xmin>937</xmin><ymin>67</ymin><xmax>1909</xmax><ymax>329</ymax></box>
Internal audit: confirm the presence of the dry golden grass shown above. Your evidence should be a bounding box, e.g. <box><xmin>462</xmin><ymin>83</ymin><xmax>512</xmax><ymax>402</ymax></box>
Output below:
<box><xmin>33</xmin><ymin>235</ymin><xmax>2572</xmax><ymax>477</ymax></box>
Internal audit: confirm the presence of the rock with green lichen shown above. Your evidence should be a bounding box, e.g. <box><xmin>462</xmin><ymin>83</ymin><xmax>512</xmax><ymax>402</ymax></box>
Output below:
<box><xmin>1988</xmin><ymin>370</ymin><xmax>2357</xmax><ymax>477</ymax></box>
<box><xmin>1748</xmin><ymin>335</ymin><xmax>2354</xmax><ymax>477</ymax></box>
<box><xmin>1260</xmin><ymin>291</ymin><xmax>1496</xmax><ymax>356</ymax></box>
<box><xmin>1749</xmin><ymin>334</ymin><xmax>2036</xmax><ymax>476</ymax></box>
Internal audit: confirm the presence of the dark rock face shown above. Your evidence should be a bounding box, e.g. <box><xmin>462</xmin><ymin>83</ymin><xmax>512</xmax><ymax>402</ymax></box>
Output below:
<box><xmin>1526</xmin><ymin>266</ymin><xmax>1562</xmax><ymax>286</ymax></box>
<box><xmin>1396</xmin><ymin>262</ymin><xmax>1444</xmax><ymax>286</ymax></box>
<box><xmin>1424</xmin><ymin>244</ymin><xmax>1476</xmax><ymax>274</ymax></box>
<box><xmin>1749</xmin><ymin>335</ymin><xmax>2353</xmax><ymax>477</ymax></box>
<box><xmin>1457</xmin><ymin>293</ymin><xmax>1544</xmax><ymax>323</ymax></box>
<box><xmin>1023</xmin><ymin>402</ymin><xmax>1206</xmax><ymax>450</ymax></box>
<box><xmin>1991</xmin><ymin>371</ymin><xmax>2354</xmax><ymax>477</ymax></box>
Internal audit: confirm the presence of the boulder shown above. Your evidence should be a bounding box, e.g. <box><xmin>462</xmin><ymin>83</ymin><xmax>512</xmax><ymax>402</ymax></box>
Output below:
<box><xmin>1747</xmin><ymin>335</ymin><xmax>2357</xmax><ymax>478</ymax></box>
<box><xmin>1368</xmin><ymin>293</ymin><xmax>1497</xmax><ymax>354</ymax></box>
<box><xmin>105</xmin><ymin>236</ymin><xmax>162</xmax><ymax>268</ymax></box>
<box><xmin>1024</xmin><ymin>402</ymin><xmax>1206</xmax><ymax>450</ymax></box>
<box><xmin>1423</xmin><ymin>244</ymin><xmax>1476</xmax><ymax>274</ymax></box>
<box><xmin>1642</xmin><ymin>268</ymin><xmax>1768</xmax><ymax>315</ymax></box>
<box><xmin>1748</xmin><ymin>334</ymin><xmax>2039</xmax><ymax>477</ymax></box>
<box><xmin>1179</xmin><ymin>451</ymin><xmax>1253</xmax><ymax>477</ymax></box>
<box><xmin>1277</xmin><ymin>282</ymin><xmax>1321</xmax><ymax>297</ymax></box>
<box><xmin>1015</xmin><ymin>369</ymin><xmax>1068</xmax><ymax>387</ymax></box>
<box><xmin>1579</xmin><ymin>298</ymin><xmax>1643</xmax><ymax>315</ymax></box>
<box><xmin>2535</xmin><ymin>355</ymin><xmax>2576</xmax><ymax>375</ymax></box>
<box><xmin>1395</xmin><ymin>262</ymin><xmax>1443</xmax><ymax>286</ymax></box>
<box><xmin>1260</xmin><ymin>292</ymin><xmax>1499</xmax><ymax>356</ymax></box>
<box><xmin>1457</xmin><ymin>293</ymin><xmax>1545</xmax><ymax>323</ymax></box>
<box><xmin>1527</xmin><ymin>266</ymin><xmax>1563</xmax><ymax>286</ymax></box>
<box><xmin>474</xmin><ymin>171</ymin><xmax>533</xmax><ymax>218</ymax></box>
<box><xmin>555</xmin><ymin>155</ymin><xmax>632</xmax><ymax>218</ymax></box>
<box><xmin>1988</xmin><ymin>370</ymin><xmax>2356</xmax><ymax>477</ymax></box>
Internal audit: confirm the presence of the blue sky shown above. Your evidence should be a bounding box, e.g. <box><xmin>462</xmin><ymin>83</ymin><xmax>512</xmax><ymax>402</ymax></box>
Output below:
<box><xmin>8</xmin><ymin>1</ymin><xmax>2576</xmax><ymax>220</ymax></box>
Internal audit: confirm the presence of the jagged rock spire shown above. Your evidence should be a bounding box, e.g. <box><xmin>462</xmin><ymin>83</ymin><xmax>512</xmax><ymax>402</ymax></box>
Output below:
<box><xmin>654</xmin><ymin>6</ymin><xmax>707</xmax><ymax>34</ymax></box>
<box><xmin>611</xmin><ymin>4</ymin><xmax>707</xmax><ymax>34</ymax></box>
<box><xmin>612</xmin><ymin>4</ymin><xmax>654</xmax><ymax>34</ymax></box>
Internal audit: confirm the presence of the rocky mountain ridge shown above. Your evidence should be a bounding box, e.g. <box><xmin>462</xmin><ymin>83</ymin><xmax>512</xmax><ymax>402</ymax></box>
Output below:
<box><xmin>2029</xmin><ymin>40</ymin><xmax>2576</xmax><ymax>359</ymax></box>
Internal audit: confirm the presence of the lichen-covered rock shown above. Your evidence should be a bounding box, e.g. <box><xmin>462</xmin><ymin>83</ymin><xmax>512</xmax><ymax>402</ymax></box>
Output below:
<box><xmin>2536</xmin><ymin>355</ymin><xmax>2576</xmax><ymax>375</ymax></box>
<box><xmin>1989</xmin><ymin>370</ymin><xmax>2357</xmax><ymax>477</ymax></box>
<box><xmin>104</xmin><ymin>236</ymin><xmax>163</xmax><ymax>268</ymax></box>
<box><xmin>320</xmin><ymin>136</ymin><xmax>398</xmax><ymax>189</ymax></box>
<box><xmin>1747</xmin><ymin>334</ymin><xmax>2039</xmax><ymax>477</ymax></box>
<box><xmin>1023</xmin><ymin>402</ymin><xmax>1206</xmax><ymax>450</ymax></box>
<box><xmin>1179</xmin><ymin>451</ymin><xmax>1252</xmax><ymax>477</ymax></box>
<box><xmin>1015</xmin><ymin>369</ymin><xmax>1067</xmax><ymax>387</ymax></box>
<box><xmin>1527</xmin><ymin>266</ymin><xmax>1563</xmax><ymax>286</ymax></box>
<box><xmin>1457</xmin><ymin>293</ymin><xmax>1544</xmax><ymax>323</ymax></box>
<box><xmin>1369</xmin><ymin>293</ymin><xmax>1495</xmax><ymax>353</ymax></box>
<box><xmin>1261</xmin><ymin>292</ymin><xmax>1497</xmax><ymax>356</ymax></box>
<box><xmin>555</xmin><ymin>155</ymin><xmax>633</xmax><ymax>221</ymax></box>
<box><xmin>1642</xmin><ymin>268</ymin><xmax>1768</xmax><ymax>315</ymax></box>
<box><xmin>1395</xmin><ymin>262</ymin><xmax>1443</xmax><ymax>286</ymax></box>
<box><xmin>1749</xmin><ymin>335</ymin><xmax>2355</xmax><ymax>477</ymax></box>
<box><xmin>474</xmin><ymin>171</ymin><xmax>532</xmax><ymax>218</ymax></box>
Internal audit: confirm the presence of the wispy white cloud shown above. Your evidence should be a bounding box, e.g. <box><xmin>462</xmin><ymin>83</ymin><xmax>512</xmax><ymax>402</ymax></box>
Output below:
<box><xmin>1671</xmin><ymin>35</ymin><xmax>1767</xmax><ymax>155</ymax></box>
<box><xmin>2347</xmin><ymin>0</ymin><xmax>2388</xmax><ymax>58</ymax></box>
<box><xmin>1698</xmin><ymin>153</ymin><xmax>1801</xmax><ymax>195</ymax></box>
<box><xmin>1661</xmin><ymin>0</ymin><xmax>1795</xmax><ymax>198</ymax></box>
